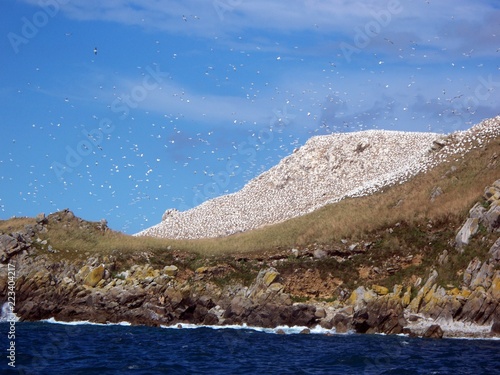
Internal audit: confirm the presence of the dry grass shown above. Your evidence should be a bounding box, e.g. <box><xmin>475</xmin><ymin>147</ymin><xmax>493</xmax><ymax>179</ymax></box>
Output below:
<box><xmin>182</xmin><ymin>137</ymin><xmax>500</xmax><ymax>255</ymax></box>
<box><xmin>2</xmin><ymin>135</ymin><xmax>499</xmax><ymax>263</ymax></box>
<box><xmin>0</xmin><ymin>217</ymin><xmax>36</xmax><ymax>234</ymax></box>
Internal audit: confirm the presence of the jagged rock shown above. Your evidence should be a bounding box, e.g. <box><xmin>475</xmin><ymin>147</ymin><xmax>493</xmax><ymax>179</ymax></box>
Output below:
<box><xmin>35</xmin><ymin>213</ymin><xmax>47</xmax><ymax>225</ymax></box>
<box><xmin>409</xmin><ymin>270</ymin><xmax>438</xmax><ymax>312</ymax></box>
<box><xmin>455</xmin><ymin>218</ymin><xmax>479</xmax><ymax>249</ymax></box>
<box><xmin>437</xmin><ymin>250</ymin><xmax>449</xmax><ymax>265</ymax></box>
<box><xmin>423</xmin><ymin>324</ymin><xmax>443</xmax><ymax>339</ymax></box>
<box><xmin>163</xmin><ymin>265</ymin><xmax>178</xmax><ymax>277</ymax></box>
<box><xmin>463</xmin><ymin>258</ymin><xmax>482</xmax><ymax>288</ymax></box>
<box><xmin>262</xmin><ymin>269</ymin><xmax>279</xmax><ymax>286</ymax></box>
<box><xmin>489</xmin><ymin>238</ymin><xmax>500</xmax><ymax>262</ymax></box>
<box><xmin>470</xmin><ymin>262</ymin><xmax>494</xmax><ymax>290</ymax></box>
<box><xmin>372</xmin><ymin>285</ymin><xmax>389</xmax><ymax>295</ymax></box>
<box><xmin>0</xmin><ymin>234</ymin><xmax>28</xmax><ymax>262</ymax></box>
<box><xmin>402</xmin><ymin>286</ymin><xmax>412</xmax><ymax>307</ymax></box>
<box><xmin>469</xmin><ymin>203</ymin><xmax>487</xmax><ymax>220</ymax></box>
<box><xmin>484</xmin><ymin>180</ymin><xmax>500</xmax><ymax>203</ymax></box>
<box><xmin>488</xmin><ymin>271</ymin><xmax>500</xmax><ymax>300</ymax></box>
<box><xmin>245</xmin><ymin>268</ymin><xmax>286</xmax><ymax>305</ymax></box>
<box><xmin>457</xmin><ymin>288</ymin><xmax>498</xmax><ymax>324</ymax></box>
<box><xmin>430</xmin><ymin>186</ymin><xmax>443</xmax><ymax>202</ymax></box>
<box><xmin>484</xmin><ymin>204</ymin><xmax>500</xmax><ymax>232</ymax></box>
<box><xmin>491</xmin><ymin>320</ymin><xmax>500</xmax><ymax>335</ymax></box>
<box><xmin>332</xmin><ymin>313</ymin><xmax>351</xmax><ymax>333</ymax></box>
<box><xmin>419</xmin><ymin>286</ymin><xmax>461</xmax><ymax>321</ymax></box>
<box><xmin>352</xmin><ymin>297</ymin><xmax>406</xmax><ymax>334</ymax></box>
<box><xmin>83</xmin><ymin>265</ymin><xmax>105</xmax><ymax>287</ymax></box>
<box><xmin>347</xmin><ymin>286</ymin><xmax>377</xmax><ymax>309</ymax></box>
<box><xmin>313</xmin><ymin>249</ymin><xmax>327</xmax><ymax>259</ymax></box>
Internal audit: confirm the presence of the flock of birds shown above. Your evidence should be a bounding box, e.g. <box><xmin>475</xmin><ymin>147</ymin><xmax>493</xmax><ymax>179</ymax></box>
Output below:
<box><xmin>136</xmin><ymin>117</ymin><xmax>500</xmax><ymax>240</ymax></box>
<box><xmin>2</xmin><ymin>3</ymin><xmax>499</xmax><ymax>235</ymax></box>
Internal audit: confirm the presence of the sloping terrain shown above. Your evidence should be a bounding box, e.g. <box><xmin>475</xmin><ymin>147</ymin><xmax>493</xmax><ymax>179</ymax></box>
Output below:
<box><xmin>137</xmin><ymin>117</ymin><xmax>500</xmax><ymax>240</ymax></box>
<box><xmin>1</xmin><ymin>116</ymin><xmax>500</xmax><ymax>337</ymax></box>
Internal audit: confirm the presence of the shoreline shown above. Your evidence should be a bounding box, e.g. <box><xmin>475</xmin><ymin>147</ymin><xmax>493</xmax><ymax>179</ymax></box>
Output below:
<box><xmin>9</xmin><ymin>316</ymin><xmax>499</xmax><ymax>340</ymax></box>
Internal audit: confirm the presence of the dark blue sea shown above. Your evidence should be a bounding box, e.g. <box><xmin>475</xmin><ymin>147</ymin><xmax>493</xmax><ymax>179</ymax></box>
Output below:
<box><xmin>1</xmin><ymin>321</ymin><xmax>499</xmax><ymax>375</ymax></box>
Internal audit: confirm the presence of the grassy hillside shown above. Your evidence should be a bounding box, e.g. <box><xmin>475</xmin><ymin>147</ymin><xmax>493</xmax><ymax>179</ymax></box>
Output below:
<box><xmin>1</xmin><ymin>130</ymin><xmax>499</xmax><ymax>298</ymax></box>
<box><xmin>2</xmin><ymin>132</ymin><xmax>499</xmax><ymax>258</ymax></box>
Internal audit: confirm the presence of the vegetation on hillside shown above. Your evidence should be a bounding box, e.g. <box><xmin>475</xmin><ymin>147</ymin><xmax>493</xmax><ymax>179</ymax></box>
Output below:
<box><xmin>1</xmin><ymin>132</ymin><xmax>499</xmax><ymax>299</ymax></box>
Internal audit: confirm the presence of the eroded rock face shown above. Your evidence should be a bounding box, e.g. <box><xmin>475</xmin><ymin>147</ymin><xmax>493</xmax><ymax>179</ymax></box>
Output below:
<box><xmin>0</xmin><ymin>233</ymin><xmax>30</xmax><ymax>262</ymax></box>
<box><xmin>4</xmin><ymin>244</ymin><xmax>500</xmax><ymax>336</ymax></box>
<box><xmin>352</xmin><ymin>297</ymin><xmax>406</xmax><ymax>334</ymax></box>
<box><xmin>423</xmin><ymin>324</ymin><xmax>444</xmax><ymax>339</ymax></box>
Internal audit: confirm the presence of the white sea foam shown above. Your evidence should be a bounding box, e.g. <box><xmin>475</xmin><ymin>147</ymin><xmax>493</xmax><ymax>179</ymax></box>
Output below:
<box><xmin>161</xmin><ymin>323</ymin><xmax>339</xmax><ymax>335</ymax></box>
<box><xmin>26</xmin><ymin>318</ymin><xmax>500</xmax><ymax>339</ymax></box>
<box><xmin>41</xmin><ymin>317</ymin><xmax>131</xmax><ymax>326</ymax></box>
<box><xmin>0</xmin><ymin>302</ymin><xmax>18</xmax><ymax>322</ymax></box>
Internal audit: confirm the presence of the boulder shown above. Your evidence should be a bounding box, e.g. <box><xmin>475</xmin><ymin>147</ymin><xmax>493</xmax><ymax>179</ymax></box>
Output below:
<box><xmin>463</xmin><ymin>258</ymin><xmax>482</xmax><ymax>288</ymax></box>
<box><xmin>455</xmin><ymin>218</ymin><xmax>479</xmax><ymax>248</ymax></box>
<box><xmin>352</xmin><ymin>297</ymin><xmax>406</xmax><ymax>334</ymax></box>
<box><xmin>423</xmin><ymin>324</ymin><xmax>444</xmax><ymax>339</ymax></box>
<box><xmin>163</xmin><ymin>265</ymin><xmax>178</xmax><ymax>277</ymax></box>
<box><xmin>491</xmin><ymin>320</ymin><xmax>500</xmax><ymax>335</ymax></box>
<box><xmin>430</xmin><ymin>186</ymin><xmax>443</xmax><ymax>202</ymax></box>
<box><xmin>347</xmin><ymin>286</ymin><xmax>377</xmax><ymax>309</ymax></box>
<box><xmin>83</xmin><ymin>265</ymin><xmax>105</xmax><ymax>287</ymax></box>
<box><xmin>332</xmin><ymin>313</ymin><xmax>351</xmax><ymax>333</ymax></box>
<box><xmin>484</xmin><ymin>205</ymin><xmax>500</xmax><ymax>232</ymax></box>
<box><xmin>470</xmin><ymin>261</ymin><xmax>494</xmax><ymax>290</ymax></box>
<box><xmin>457</xmin><ymin>288</ymin><xmax>498</xmax><ymax>324</ymax></box>
<box><xmin>245</xmin><ymin>268</ymin><xmax>287</xmax><ymax>305</ymax></box>
<box><xmin>35</xmin><ymin>213</ymin><xmax>47</xmax><ymax>225</ymax></box>
<box><xmin>313</xmin><ymin>249</ymin><xmax>327</xmax><ymax>259</ymax></box>
<box><xmin>372</xmin><ymin>285</ymin><xmax>389</xmax><ymax>295</ymax></box>
<box><xmin>195</xmin><ymin>266</ymin><xmax>209</xmax><ymax>274</ymax></box>
<box><xmin>409</xmin><ymin>270</ymin><xmax>438</xmax><ymax>312</ymax></box>
<box><xmin>469</xmin><ymin>203</ymin><xmax>486</xmax><ymax>220</ymax></box>
<box><xmin>262</xmin><ymin>269</ymin><xmax>279</xmax><ymax>286</ymax></box>
<box><xmin>489</xmin><ymin>271</ymin><xmax>500</xmax><ymax>300</ymax></box>
<box><xmin>489</xmin><ymin>238</ymin><xmax>500</xmax><ymax>263</ymax></box>
<box><xmin>0</xmin><ymin>234</ymin><xmax>27</xmax><ymax>262</ymax></box>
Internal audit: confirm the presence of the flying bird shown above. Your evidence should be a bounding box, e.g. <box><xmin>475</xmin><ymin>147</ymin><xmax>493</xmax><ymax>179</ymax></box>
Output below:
<box><xmin>94</xmin><ymin>47</ymin><xmax>98</xmax><ymax>55</ymax></box>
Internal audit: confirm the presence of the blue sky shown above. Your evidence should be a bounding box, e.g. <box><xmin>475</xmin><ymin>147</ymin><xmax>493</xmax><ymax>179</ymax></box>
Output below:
<box><xmin>1</xmin><ymin>0</ymin><xmax>499</xmax><ymax>234</ymax></box>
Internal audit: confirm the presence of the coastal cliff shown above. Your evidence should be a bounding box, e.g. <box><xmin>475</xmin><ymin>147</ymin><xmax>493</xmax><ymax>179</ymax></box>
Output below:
<box><xmin>2</xmin><ymin>118</ymin><xmax>500</xmax><ymax>338</ymax></box>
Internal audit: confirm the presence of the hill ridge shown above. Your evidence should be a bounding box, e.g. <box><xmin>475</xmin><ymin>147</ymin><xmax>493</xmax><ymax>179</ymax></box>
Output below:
<box><xmin>136</xmin><ymin>118</ymin><xmax>500</xmax><ymax>239</ymax></box>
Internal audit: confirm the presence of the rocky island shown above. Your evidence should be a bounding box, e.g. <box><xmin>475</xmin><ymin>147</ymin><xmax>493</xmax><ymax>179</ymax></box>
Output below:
<box><xmin>1</xmin><ymin>116</ymin><xmax>500</xmax><ymax>338</ymax></box>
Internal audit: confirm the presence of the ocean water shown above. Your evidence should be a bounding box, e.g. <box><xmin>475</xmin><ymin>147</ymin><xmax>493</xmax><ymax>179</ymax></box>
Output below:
<box><xmin>0</xmin><ymin>321</ymin><xmax>499</xmax><ymax>375</ymax></box>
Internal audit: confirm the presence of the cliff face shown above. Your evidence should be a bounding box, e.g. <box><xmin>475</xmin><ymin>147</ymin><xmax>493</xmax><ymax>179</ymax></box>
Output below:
<box><xmin>1</xmin><ymin>179</ymin><xmax>500</xmax><ymax>337</ymax></box>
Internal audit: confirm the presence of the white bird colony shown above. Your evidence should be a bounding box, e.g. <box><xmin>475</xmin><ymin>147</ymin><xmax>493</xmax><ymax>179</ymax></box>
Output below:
<box><xmin>135</xmin><ymin>117</ymin><xmax>500</xmax><ymax>240</ymax></box>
